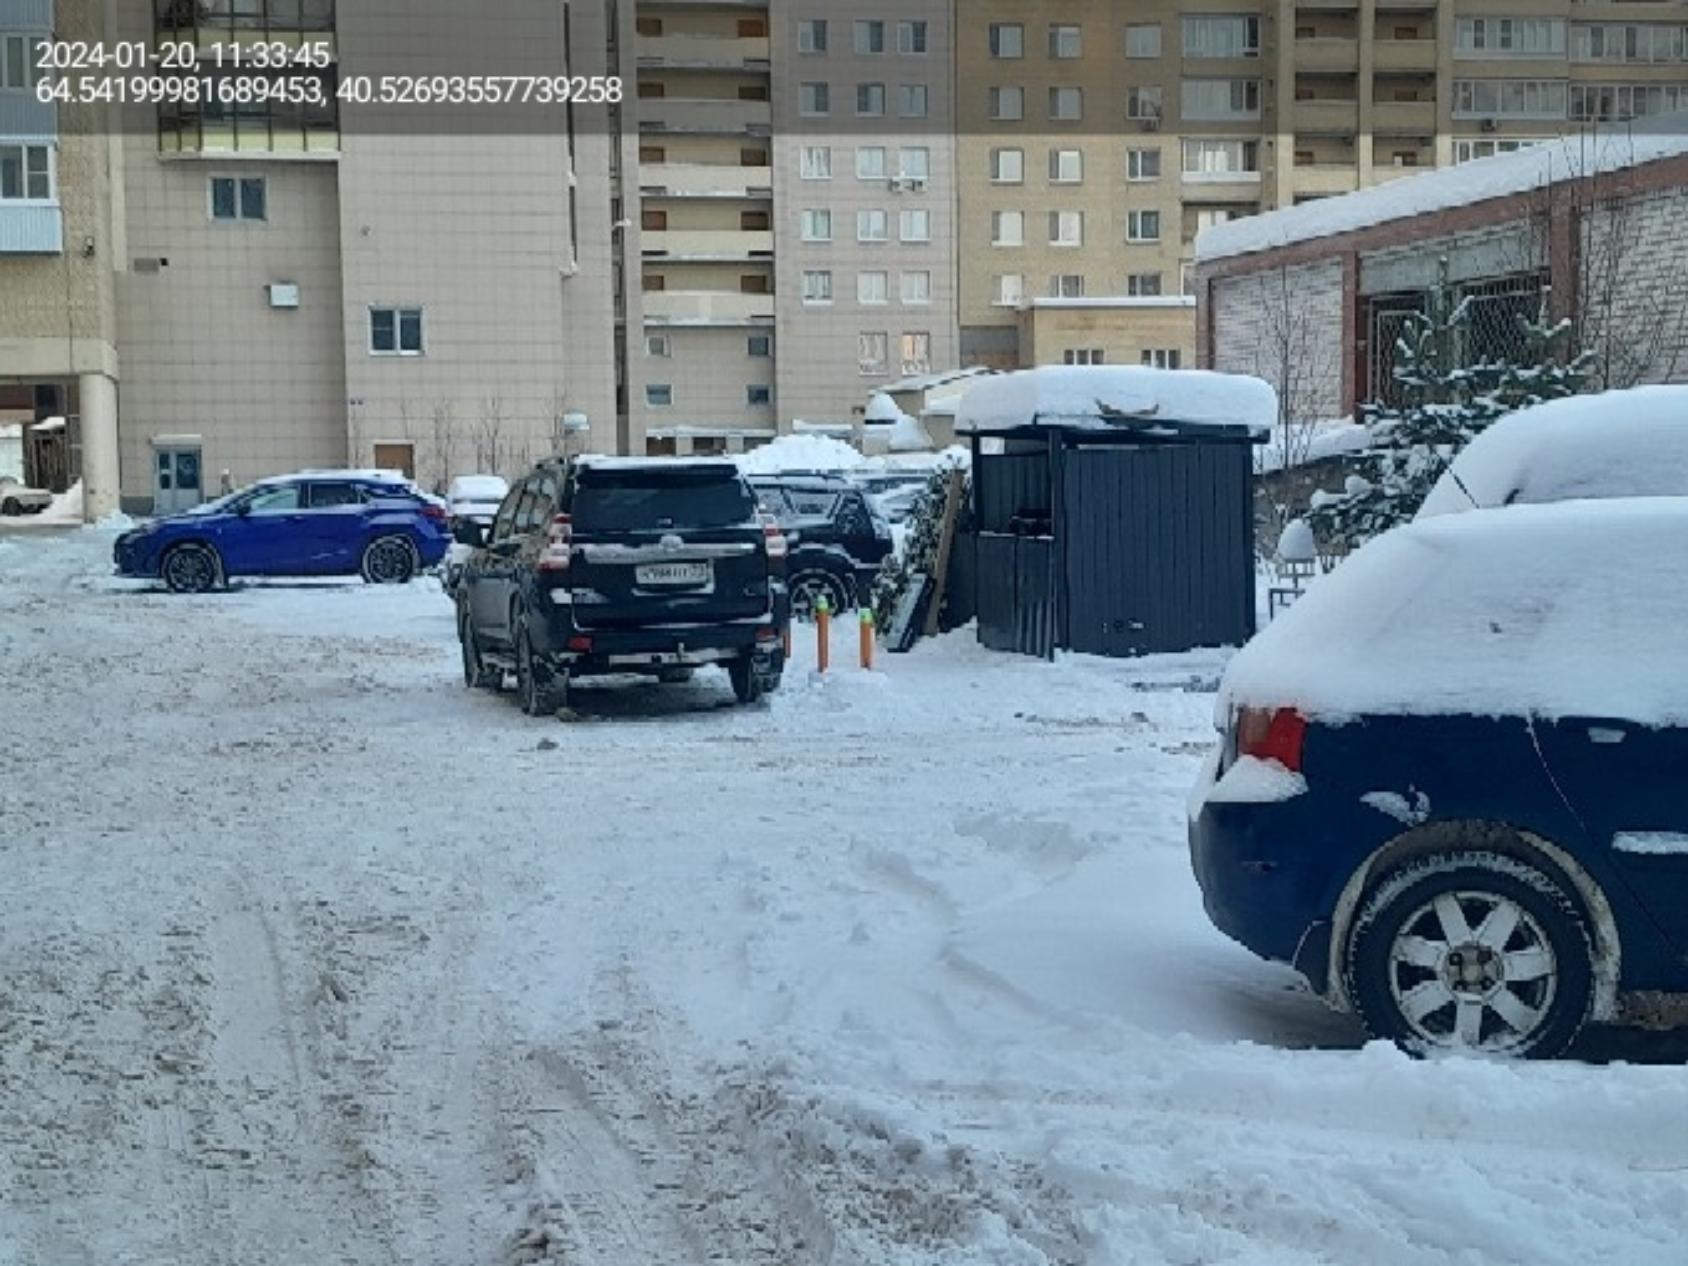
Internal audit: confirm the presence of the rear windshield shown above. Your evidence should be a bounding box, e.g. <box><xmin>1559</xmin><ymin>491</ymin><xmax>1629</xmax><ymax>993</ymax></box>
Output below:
<box><xmin>574</xmin><ymin>469</ymin><xmax>757</xmax><ymax>531</ymax></box>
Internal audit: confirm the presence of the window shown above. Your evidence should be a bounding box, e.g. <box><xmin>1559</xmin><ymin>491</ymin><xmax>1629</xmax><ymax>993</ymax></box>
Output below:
<box><xmin>1195</xmin><ymin>208</ymin><xmax>1241</xmax><ymax>234</ymax></box>
<box><xmin>1182</xmin><ymin>79</ymin><xmax>1262</xmax><ymax>120</ymax></box>
<box><xmin>646</xmin><ymin>335</ymin><xmax>672</xmax><ymax>357</ymax></box>
<box><xmin>797</xmin><ymin>19</ymin><xmax>828</xmax><ymax>53</ymax></box>
<box><xmin>245</xmin><ymin>484</ymin><xmax>303</xmax><ymax>514</ymax></box>
<box><xmin>1127</xmin><ymin>148</ymin><xmax>1162</xmax><ymax>181</ymax></box>
<box><xmin>369</xmin><ymin>307</ymin><xmax>424</xmax><ymax>356</ymax></box>
<box><xmin>1125</xmin><ymin>24</ymin><xmax>1162</xmax><ymax>58</ymax></box>
<box><xmin>748</xmin><ymin>335</ymin><xmax>772</xmax><ymax>357</ymax></box>
<box><xmin>1049</xmin><ymin>211</ymin><xmax>1084</xmax><ymax>246</ymax></box>
<box><xmin>1049</xmin><ymin>273</ymin><xmax>1085</xmax><ymax>298</ymax></box>
<box><xmin>990</xmin><ymin>86</ymin><xmax>1025</xmax><ymax>121</ymax></box>
<box><xmin>991</xmin><ymin>147</ymin><xmax>1025</xmax><ymax>183</ymax></box>
<box><xmin>1127</xmin><ymin>272</ymin><xmax>1163</xmax><ymax>297</ymax></box>
<box><xmin>308</xmin><ymin>482</ymin><xmax>365</xmax><ymax>509</ymax></box>
<box><xmin>1571</xmin><ymin>23</ymin><xmax>1688</xmax><ymax>65</ymax></box>
<box><xmin>992</xmin><ymin>210</ymin><xmax>1025</xmax><ymax>246</ymax></box>
<box><xmin>855</xmin><ymin>20</ymin><xmax>886</xmax><ymax>54</ymax></box>
<box><xmin>1049</xmin><ymin>25</ymin><xmax>1082</xmax><ymax>59</ymax></box>
<box><xmin>856</xmin><ymin>83</ymin><xmax>886</xmax><ymax>116</ymax></box>
<box><xmin>800</xmin><ymin>146</ymin><xmax>832</xmax><ymax>180</ymax></box>
<box><xmin>1182</xmin><ymin>15</ymin><xmax>1261</xmax><ymax>58</ymax></box>
<box><xmin>1048</xmin><ymin>87</ymin><xmax>1084</xmax><ymax>121</ymax></box>
<box><xmin>646</xmin><ymin>384</ymin><xmax>674</xmax><ymax>407</ymax></box>
<box><xmin>900</xmin><ymin>208</ymin><xmax>933</xmax><ymax>242</ymax></box>
<box><xmin>858</xmin><ymin>209</ymin><xmax>889</xmax><ymax>242</ymax></box>
<box><xmin>801</xmin><ymin>209</ymin><xmax>833</xmax><ymax>242</ymax></box>
<box><xmin>1127</xmin><ymin>210</ymin><xmax>1161</xmax><ymax>242</ymax></box>
<box><xmin>802</xmin><ymin>270</ymin><xmax>834</xmax><ymax>303</ymax></box>
<box><xmin>990</xmin><ymin>24</ymin><xmax>1024</xmax><ymax>59</ymax></box>
<box><xmin>1454</xmin><ymin>137</ymin><xmax>1539</xmax><ymax>162</ymax></box>
<box><xmin>1455</xmin><ymin>17</ymin><xmax>1566</xmax><ymax>57</ymax></box>
<box><xmin>994</xmin><ymin>274</ymin><xmax>1025</xmax><ymax>306</ymax></box>
<box><xmin>900</xmin><ymin>332</ymin><xmax>932</xmax><ymax>375</ymax></box>
<box><xmin>856</xmin><ymin>146</ymin><xmax>887</xmax><ymax>180</ymax></box>
<box><xmin>900</xmin><ymin>270</ymin><xmax>931</xmax><ymax>305</ymax></box>
<box><xmin>1570</xmin><ymin>83</ymin><xmax>1688</xmax><ymax>121</ymax></box>
<box><xmin>642</xmin><ymin>208</ymin><xmax>668</xmax><ymax>232</ymax></box>
<box><xmin>800</xmin><ymin>83</ymin><xmax>830</xmax><ymax>116</ymax></box>
<box><xmin>1142</xmin><ymin>349</ymin><xmax>1182</xmax><ymax>369</ymax></box>
<box><xmin>1</xmin><ymin>33</ymin><xmax>44</xmax><ymax>89</ymax></box>
<box><xmin>899</xmin><ymin>84</ymin><xmax>929</xmax><ymax>118</ymax></box>
<box><xmin>859</xmin><ymin>332</ymin><xmax>890</xmax><ymax>375</ymax></box>
<box><xmin>898</xmin><ymin>147</ymin><xmax>931</xmax><ymax>181</ymax></box>
<box><xmin>209</xmin><ymin>176</ymin><xmax>267</xmax><ymax>221</ymax></box>
<box><xmin>1127</xmin><ymin>86</ymin><xmax>1164</xmax><ymax>121</ymax></box>
<box><xmin>857</xmin><ymin>270</ymin><xmax>890</xmax><ymax>305</ymax></box>
<box><xmin>899</xmin><ymin>21</ymin><xmax>928</xmax><ymax>55</ymax></box>
<box><xmin>1064</xmin><ymin>349</ymin><xmax>1106</xmax><ymax>366</ymax></box>
<box><xmin>1453</xmin><ymin>79</ymin><xmax>1568</xmax><ymax>118</ymax></box>
<box><xmin>1049</xmin><ymin>148</ymin><xmax>1084</xmax><ymax>183</ymax></box>
<box><xmin>747</xmin><ymin>385</ymin><xmax>772</xmax><ymax>406</ymax></box>
<box><xmin>0</xmin><ymin>143</ymin><xmax>50</xmax><ymax>202</ymax></box>
<box><xmin>1182</xmin><ymin>138</ymin><xmax>1261</xmax><ymax>177</ymax></box>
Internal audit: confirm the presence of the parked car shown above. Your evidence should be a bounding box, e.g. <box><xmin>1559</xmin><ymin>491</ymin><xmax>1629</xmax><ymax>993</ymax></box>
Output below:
<box><xmin>441</xmin><ymin>474</ymin><xmax>510</xmax><ymax>596</ymax></box>
<box><xmin>749</xmin><ymin>473</ymin><xmax>893</xmax><ymax>616</ymax></box>
<box><xmin>454</xmin><ymin>456</ymin><xmax>788</xmax><ymax>713</ymax></box>
<box><xmin>0</xmin><ymin>475</ymin><xmax>53</xmax><ymax>516</ymax></box>
<box><xmin>1190</xmin><ymin>497</ymin><xmax>1688</xmax><ymax>1058</ymax></box>
<box><xmin>113</xmin><ymin>470</ymin><xmax>451</xmax><ymax>593</ymax></box>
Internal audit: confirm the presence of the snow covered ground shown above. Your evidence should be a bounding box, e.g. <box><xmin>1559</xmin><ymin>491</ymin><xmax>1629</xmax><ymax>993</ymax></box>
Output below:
<box><xmin>2</xmin><ymin>527</ymin><xmax>1685</xmax><ymax>1266</ymax></box>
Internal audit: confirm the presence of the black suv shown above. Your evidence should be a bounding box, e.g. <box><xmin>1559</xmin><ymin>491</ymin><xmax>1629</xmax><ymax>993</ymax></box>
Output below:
<box><xmin>748</xmin><ymin>474</ymin><xmax>893</xmax><ymax>617</ymax></box>
<box><xmin>454</xmin><ymin>457</ymin><xmax>788</xmax><ymax>714</ymax></box>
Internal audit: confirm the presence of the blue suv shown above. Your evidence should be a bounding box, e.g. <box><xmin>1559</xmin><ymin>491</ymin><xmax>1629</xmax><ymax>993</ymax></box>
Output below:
<box><xmin>1190</xmin><ymin>498</ymin><xmax>1688</xmax><ymax>1058</ymax></box>
<box><xmin>114</xmin><ymin>471</ymin><xmax>451</xmax><ymax>593</ymax></box>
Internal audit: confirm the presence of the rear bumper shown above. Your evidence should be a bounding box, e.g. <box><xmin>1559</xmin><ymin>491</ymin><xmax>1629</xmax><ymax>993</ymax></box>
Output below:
<box><xmin>553</xmin><ymin>620</ymin><xmax>785</xmax><ymax>677</ymax></box>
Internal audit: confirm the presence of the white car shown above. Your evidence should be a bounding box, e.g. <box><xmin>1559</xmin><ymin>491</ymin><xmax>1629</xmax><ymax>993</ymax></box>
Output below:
<box><xmin>441</xmin><ymin>474</ymin><xmax>509</xmax><ymax>596</ymax></box>
<box><xmin>0</xmin><ymin>476</ymin><xmax>53</xmax><ymax>516</ymax></box>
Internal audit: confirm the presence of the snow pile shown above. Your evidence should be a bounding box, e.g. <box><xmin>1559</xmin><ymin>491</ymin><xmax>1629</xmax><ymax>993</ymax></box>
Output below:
<box><xmin>736</xmin><ymin>433</ymin><xmax>867</xmax><ymax>474</ymax></box>
<box><xmin>956</xmin><ymin>366</ymin><xmax>1276</xmax><ymax>435</ymax></box>
<box><xmin>40</xmin><ymin>480</ymin><xmax>84</xmax><ymax>524</ymax></box>
<box><xmin>1255</xmin><ymin>417</ymin><xmax>1370</xmax><ymax>474</ymax></box>
<box><xmin>1417</xmin><ymin>385</ymin><xmax>1688</xmax><ymax>518</ymax></box>
<box><xmin>1222</xmin><ymin>498</ymin><xmax>1688</xmax><ymax>725</ymax></box>
<box><xmin>1275</xmin><ymin>518</ymin><xmax>1316</xmax><ymax>563</ymax></box>
<box><xmin>1199</xmin><ymin>120</ymin><xmax>1688</xmax><ymax>261</ymax></box>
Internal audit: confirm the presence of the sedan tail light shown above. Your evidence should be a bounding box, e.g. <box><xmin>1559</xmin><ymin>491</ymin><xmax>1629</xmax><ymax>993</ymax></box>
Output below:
<box><xmin>538</xmin><ymin>513</ymin><xmax>573</xmax><ymax>572</ymax></box>
<box><xmin>1235</xmin><ymin>706</ymin><xmax>1308</xmax><ymax>772</ymax></box>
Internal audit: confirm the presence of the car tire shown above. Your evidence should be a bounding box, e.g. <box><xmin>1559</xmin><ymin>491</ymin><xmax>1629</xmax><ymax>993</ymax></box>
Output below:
<box><xmin>727</xmin><ymin>655</ymin><xmax>764</xmax><ymax>705</ymax></box>
<box><xmin>788</xmin><ymin>568</ymin><xmax>852</xmax><ymax>621</ymax></box>
<box><xmin>361</xmin><ymin>534</ymin><xmax>418</xmax><ymax>585</ymax></box>
<box><xmin>160</xmin><ymin>542</ymin><xmax>222</xmax><ymax>595</ymax></box>
<box><xmin>1346</xmin><ymin>850</ymin><xmax>1595</xmax><ymax>1059</ymax></box>
<box><xmin>458</xmin><ymin>605</ymin><xmax>499</xmax><ymax>690</ymax></box>
<box><xmin>515</xmin><ymin>618</ymin><xmax>568</xmax><ymax>717</ymax></box>
<box><xmin>1</xmin><ymin>497</ymin><xmax>20</xmax><ymax>516</ymax></box>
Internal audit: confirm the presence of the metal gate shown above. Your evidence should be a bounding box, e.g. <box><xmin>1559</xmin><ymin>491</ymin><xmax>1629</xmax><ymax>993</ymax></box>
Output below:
<box><xmin>975</xmin><ymin>532</ymin><xmax>1057</xmax><ymax>659</ymax></box>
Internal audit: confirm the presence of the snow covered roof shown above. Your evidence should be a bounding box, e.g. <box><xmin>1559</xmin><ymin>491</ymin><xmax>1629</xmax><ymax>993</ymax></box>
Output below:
<box><xmin>575</xmin><ymin>455</ymin><xmax>738</xmax><ymax>472</ymax></box>
<box><xmin>1222</xmin><ymin>498</ymin><xmax>1688</xmax><ymax>726</ymax></box>
<box><xmin>863</xmin><ymin>391</ymin><xmax>903</xmax><ymax>424</ymax></box>
<box><xmin>1418</xmin><ymin>386</ymin><xmax>1688</xmax><ymax>518</ymax></box>
<box><xmin>446</xmin><ymin>475</ymin><xmax>509</xmax><ymax>499</ymax></box>
<box><xmin>955</xmin><ymin>366</ymin><xmax>1277</xmax><ymax>436</ymax></box>
<box><xmin>735</xmin><ymin>433</ymin><xmax>866</xmax><ymax>474</ymax></box>
<box><xmin>880</xmin><ymin>367</ymin><xmax>994</xmax><ymax>394</ymax></box>
<box><xmin>1198</xmin><ymin>119</ymin><xmax>1688</xmax><ymax>263</ymax></box>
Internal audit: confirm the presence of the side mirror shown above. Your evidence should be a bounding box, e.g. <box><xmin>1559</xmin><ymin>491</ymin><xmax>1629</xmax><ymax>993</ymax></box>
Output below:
<box><xmin>235</xmin><ymin>502</ymin><xmax>251</xmax><ymax>517</ymax></box>
<box><xmin>454</xmin><ymin>519</ymin><xmax>487</xmax><ymax>547</ymax></box>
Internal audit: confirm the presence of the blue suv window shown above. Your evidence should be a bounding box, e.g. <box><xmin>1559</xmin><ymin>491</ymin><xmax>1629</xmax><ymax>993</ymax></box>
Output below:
<box><xmin>246</xmin><ymin>485</ymin><xmax>302</xmax><ymax>514</ymax></box>
<box><xmin>309</xmin><ymin>482</ymin><xmax>366</xmax><ymax>508</ymax></box>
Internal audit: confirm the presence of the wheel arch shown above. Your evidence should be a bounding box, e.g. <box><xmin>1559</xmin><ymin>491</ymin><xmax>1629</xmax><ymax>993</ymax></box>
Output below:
<box><xmin>1323</xmin><ymin>818</ymin><xmax>1622</xmax><ymax>1023</ymax></box>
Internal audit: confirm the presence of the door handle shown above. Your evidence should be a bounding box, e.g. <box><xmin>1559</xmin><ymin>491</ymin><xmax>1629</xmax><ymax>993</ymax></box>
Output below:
<box><xmin>1587</xmin><ymin>726</ymin><xmax>1627</xmax><ymax>745</ymax></box>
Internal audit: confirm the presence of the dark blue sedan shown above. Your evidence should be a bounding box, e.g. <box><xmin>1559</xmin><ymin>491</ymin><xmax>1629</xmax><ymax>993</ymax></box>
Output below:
<box><xmin>114</xmin><ymin>471</ymin><xmax>451</xmax><ymax>593</ymax></box>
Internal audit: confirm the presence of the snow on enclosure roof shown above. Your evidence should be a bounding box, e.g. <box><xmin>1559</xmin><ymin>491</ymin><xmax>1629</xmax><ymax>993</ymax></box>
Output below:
<box><xmin>879</xmin><ymin>367</ymin><xmax>994</xmax><ymax>394</ymax></box>
<box><xmin>1417</xmin><ymin>386</ymin><xmax>1688</xmax><ymax>518</ymax></box>
<box><xmin>1221</xmin><ymin>498</ymin><xmax>1688</xmax><ymax>726</ymax></box>
<box><xmin>1197</xmin><ymin>120</ymin><xmax>1688</xmax><ymax>263</ymax></box>
<box><xmin>955</xmin><ymin>366</ymin><xmax>1276</xmax><ymax>435</ymax></box>
<box><xmin>575</xmin><ymin>455</ymin><xmax>738</xmax><ymax>472</ymax></box>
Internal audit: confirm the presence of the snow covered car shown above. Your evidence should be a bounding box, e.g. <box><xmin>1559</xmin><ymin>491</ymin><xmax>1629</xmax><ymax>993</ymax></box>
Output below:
<box><xmin>441</xmin><ymin>474</ymin><xmax>509</xmax><ymax>596</ymax></box>
<box><xmin>0</xmin><ymin>476</ymin><xmax>53</xmax><ymax>516</ymax></box>
<box><xmin>1418</xmin><ymin>384</ymin><xmax>1688</xmax><ymax>518</ymax></box>
<box><xmin>113</xmin><ymin>471</ymin><xmax>452</xmax><ymax>593</ymax></box>
<box><xmin>1190</xmin><ymin>498</ymin><xmax>1688</xmax><ymax>1058</ymax></box>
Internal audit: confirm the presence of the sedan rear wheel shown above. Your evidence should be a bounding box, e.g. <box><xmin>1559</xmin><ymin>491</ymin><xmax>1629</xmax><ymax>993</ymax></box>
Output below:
<box><xmin>0</xmin><ymin>498</ymin><xmax>20</xmax><ymax>516</ymax></box>
<box><xmin>160</xmin><ymin>543</ymin><xmax>221</xmax><ymax>595</ymax></box>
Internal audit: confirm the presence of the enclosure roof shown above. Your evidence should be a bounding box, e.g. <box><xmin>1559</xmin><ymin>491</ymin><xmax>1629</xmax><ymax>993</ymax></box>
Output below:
<box><xmin>955</xmin><ymin>366</ymin><xmax>1275</xmax><ymax>438</ymax></box>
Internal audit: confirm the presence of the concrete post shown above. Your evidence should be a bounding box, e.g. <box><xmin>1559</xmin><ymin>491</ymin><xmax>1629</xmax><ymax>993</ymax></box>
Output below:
<box><xmin>79</xmin><ymin>371</ymin><xmax>120</xmax><ymax>523</ymax></box>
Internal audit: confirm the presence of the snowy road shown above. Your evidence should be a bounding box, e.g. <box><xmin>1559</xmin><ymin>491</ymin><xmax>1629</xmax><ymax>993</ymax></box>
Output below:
<box><xmin>2</xmin><ymin>527</ymin><xmax>1685</xmax><ymax>1265</ymax></box>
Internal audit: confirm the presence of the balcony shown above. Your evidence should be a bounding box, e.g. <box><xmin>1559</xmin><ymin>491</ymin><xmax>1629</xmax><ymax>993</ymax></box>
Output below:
<box><xmin>641</xmin><ymin>229</ymin><xmax>774</xmax><ymax>260</ymax></box>
<box><xmin>1374</xmin><ymin>38</ymin><xmax>1438</xmax><ymax>73</ymax></box>
<box><xmin>1292</xmin><ymin>164</ymin><xmax>1361</xmax><ymax>196</ymax></box>
<box><xmin>642</xmin><ymin>290</ymin><xmax>776</xmax><ymax>326</ymax></box>
<box><xmin>637</xmin><ymin>33</ymin><xmax>770</xmax><ymax>69</ymax></box>
<box><xmin>1294</xmin><ymin>99</ymin><xmax>1360</xmax><ymax>134</ymax></box>
<box><xmin>1179</xmin><ymin>172</ymin><xmax>1264</xmax><ymax>201</ymax></box>
<box><xmin>1372</xmin><ymin>100</ymin><xmax>1437</xmax><ymax>133</ymax></box>
<box><xmin>1297</xmin><ymin>38</ymin><xmax>1359</xmax><ymax>73</ymax></box>
<box><xmin>639</xmin><ymin>163</ymin><xmax>773</xmax><ymax>199</ymax></box>
<box><xmin>0</xmin><ymin>205</ymin><xmax>62</xmax><ymax>254</ymax></box>
<box><xmin>1295</xmin><ymin>0</ymin><xmax>1360</xmax><ymax>9</ymax></box>
<box><xmin>639</xmin><ymin>97</ymin><xmax>772</xmax><ymax>135</ymax></box>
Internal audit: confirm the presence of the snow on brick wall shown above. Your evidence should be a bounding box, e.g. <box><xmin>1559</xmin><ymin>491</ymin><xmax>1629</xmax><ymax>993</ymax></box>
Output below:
<box><xmin>1212</xmin><ymin>260</ymin><xmax>1344</xmax><ymax>426</ymax></box>
<box><xmin>1578</xmin><ymin>184</ymin><xmax>1688</xmax><ymax>390</ymax></box>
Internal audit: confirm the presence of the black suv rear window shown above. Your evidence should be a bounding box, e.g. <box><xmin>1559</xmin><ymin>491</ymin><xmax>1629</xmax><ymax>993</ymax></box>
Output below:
<box><xmin>574</xmin><ymin>468</ymin><xmax>757</xmax><ymax>531</ymax></box>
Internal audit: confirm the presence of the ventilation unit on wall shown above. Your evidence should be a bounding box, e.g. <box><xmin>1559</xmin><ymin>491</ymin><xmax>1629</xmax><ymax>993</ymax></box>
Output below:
<box><xmin>268</xmin><ymin>282</ymin><xmax>300</xmax><ymax>309</ymax></box>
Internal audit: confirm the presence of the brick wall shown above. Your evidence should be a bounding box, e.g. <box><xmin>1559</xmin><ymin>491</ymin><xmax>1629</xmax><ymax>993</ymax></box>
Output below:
<box><xmin>1211</xmin><ymin>259</ymin><xmax>1344</xmax><ymax>423</ymax></box>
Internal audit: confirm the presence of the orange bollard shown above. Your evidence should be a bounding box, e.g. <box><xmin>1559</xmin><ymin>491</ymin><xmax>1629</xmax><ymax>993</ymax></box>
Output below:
<box><xmin>815</xmin><ymin>594</ymin><xmax>831</xmax><ymax>673</ymax></box>
<box><xmin>859</xmin><ymin>606</ymin><xmax>874</xmax><ymax>671</ymax></box>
